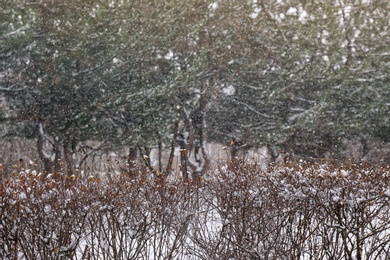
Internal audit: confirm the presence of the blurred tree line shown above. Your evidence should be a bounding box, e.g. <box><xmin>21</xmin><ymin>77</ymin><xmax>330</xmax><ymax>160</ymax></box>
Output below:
<box><xmin>1</xmin><ymin>0</ymin><xmax>389</xmax><ymax>176</ymax></box>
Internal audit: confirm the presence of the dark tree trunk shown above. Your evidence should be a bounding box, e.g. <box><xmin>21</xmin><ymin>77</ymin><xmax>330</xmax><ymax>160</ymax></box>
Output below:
<box><xmin>37</xmin><ymin>124</ymin><xmax>61</xmax><ymax>175</ymax></box>
<box><xmin>177</xmin><ymin>133</ymin><xmax>189</xmax><ymax>181</ymax></box>
<box><xmin>63</xmin><ymin>138</ymin><xmax>74</xmax><ymax>176</ymax></box>
<box><xmin>127</xmin><ymin>146</ymin><xmax>137</xmax><ymax>176</ymax></box>
<box><xmin>191</xmin><ymin>96</ymin><xmax>210</xmax><ymax>181</ymax></box>
<box><xmin>267</xmin><ymin>144</ymin><xmax>278</xmax><ymax>162</ymax></box>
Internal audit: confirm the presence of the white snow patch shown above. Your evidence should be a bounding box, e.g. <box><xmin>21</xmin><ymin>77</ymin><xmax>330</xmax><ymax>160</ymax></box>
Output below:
<box><xmin>250</xmin><ymin>7</ymin><xmax>261</xmax><ymax>19</ymax></box>
<box><xmin>286</xmin><ymin>7</ymin><xmax>297</xmax><ymax>16</ymax></box>
<box><xmin>208</xmin><ymin>2</ymin><xmax>218</xmax><ymax>11</ymax></box>
<box><xmin>323</xmin><ymin>55</ymin><xmax>329</xmax><ymax>62</ymax></box>
<box><xmin>18</xmin><ymin>192</ymin><xmax>27</xmax><ymax>200</ymax></box>
<box><xmin>221</xmin><ymin>85</ymin><xmax>235</xmax><ymax>96</ymax></box>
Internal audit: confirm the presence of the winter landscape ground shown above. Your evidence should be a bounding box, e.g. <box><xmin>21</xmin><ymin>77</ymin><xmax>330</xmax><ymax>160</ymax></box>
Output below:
<box><xmin>1</xmin><ymin>160</ymin><xmax>390</xmax><ymax>259</ymax></box>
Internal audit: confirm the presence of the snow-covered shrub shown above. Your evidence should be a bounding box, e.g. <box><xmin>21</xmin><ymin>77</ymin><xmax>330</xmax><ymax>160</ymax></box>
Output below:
<box><xmin>189</xmin><ymin>161</ymin><xmax>390</xmax><ymax>259</ymax></box>
<box><xmin>1</xmin><ymin>161</ymin><xmax>390</xmax><ymax>259</ymax></box>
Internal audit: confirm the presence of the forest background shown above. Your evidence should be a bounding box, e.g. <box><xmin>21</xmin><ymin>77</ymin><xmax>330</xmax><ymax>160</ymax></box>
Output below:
<box><xmin>1</xmin><ymin>0</ymin><xmax>389</xmax><ymax>177</ymax></box>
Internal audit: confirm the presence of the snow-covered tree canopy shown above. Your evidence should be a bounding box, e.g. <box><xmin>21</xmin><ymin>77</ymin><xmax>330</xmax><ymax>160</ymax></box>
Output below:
<box><xmin>1</xmin><ymin>0</ymin><xmax>389</xmax><ymax>173</ymax></box>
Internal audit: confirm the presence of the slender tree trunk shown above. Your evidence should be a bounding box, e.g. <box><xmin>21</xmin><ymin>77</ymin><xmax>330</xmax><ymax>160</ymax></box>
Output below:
<box><xmin>166</xmin><ymin>109</ymin><xmax>180</xmax><ymax>175</ymax></box>
<box><xmin>361</xmin><ymin>138</ymin><xmax>369</xmax><ymax>158</ymax></box>
<box><xmin>157</xmin><ymin>132</ymin><xmax>163</xmax><ymax>173</ymax></box>
<box><xmin>37</xmin><ymin>123</ymin><xmax>61</xmax><ymax>174</ymax></box>
<box><xmin>127</xmin><ymin>146</ymin><xmax>137</xmax><ymax>176</ymax></box>
<box><xmin>177</xmin><ymin>133</ymin><xmax>189</xmax><ymax>181</ymax></box>
<box><xmin>230</xmin><ymin>138</ymin><xmax>238</xmax><ymax>162</ymax></box>
<box><xmin>267</xmin><ymin>144</ymin><xmax>278</xmax><ymax>162</ymax></box>
<box><xmin>191</xmin><ymin>96</ymin><xmax>210</xmax><ymax>180</ymax></box>
<box><xmin>63</xmin><ymin>138</ymin><xmax>74</xmax><ymax>176</ymax></box>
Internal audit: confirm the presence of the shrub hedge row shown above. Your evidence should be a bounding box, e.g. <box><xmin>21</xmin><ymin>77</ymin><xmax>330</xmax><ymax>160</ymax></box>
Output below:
<box><xmin>1</xmin><ymin>161</ymin><xmax>390</xmax><ymax>259</ymax></box>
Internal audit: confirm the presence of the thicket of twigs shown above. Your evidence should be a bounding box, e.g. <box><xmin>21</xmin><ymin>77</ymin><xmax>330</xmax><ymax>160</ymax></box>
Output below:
<box><xmin>1</xmin><ymin>161</ymin><xmax>390</xmax><ymax>259</ymax></box>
